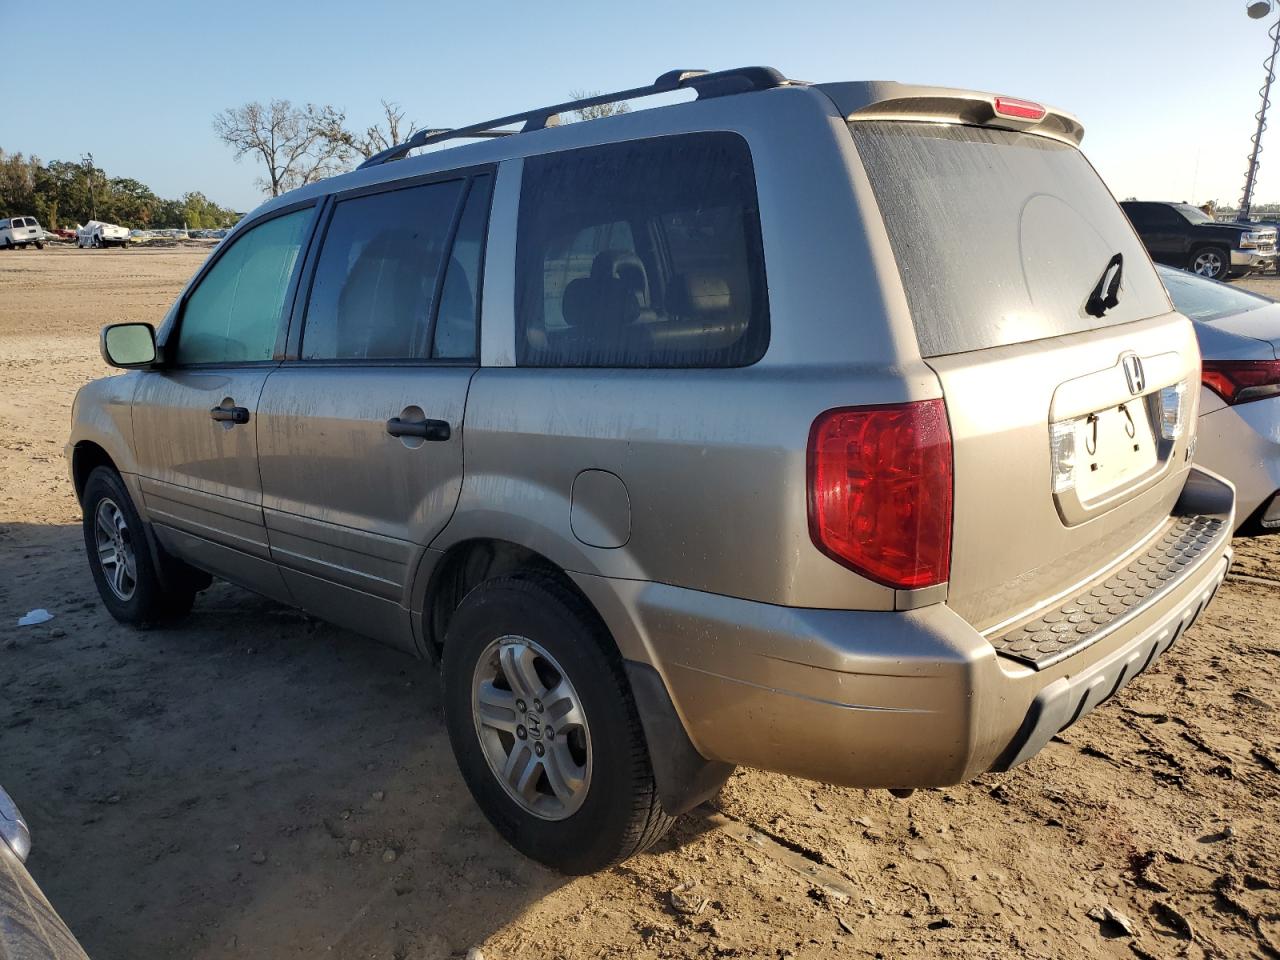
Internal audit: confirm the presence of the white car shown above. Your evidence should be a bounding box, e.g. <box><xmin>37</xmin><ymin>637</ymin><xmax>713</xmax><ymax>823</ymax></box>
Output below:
<box><xmin>0</xmin><ymin>216</ymin><xmax>45</xmax><ymax>250</ymax></box>
<box><xmin>76</xmin><ymin>221</ymin><xmax>130</xmax><ymax>249</ymax></box>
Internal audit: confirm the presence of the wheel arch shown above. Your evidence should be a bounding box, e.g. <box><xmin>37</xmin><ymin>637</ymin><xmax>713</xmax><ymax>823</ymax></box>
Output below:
<box><xmin>419</xmin><ymin>537</ymin><xmax>597</xmax><ymax>663</ymax></box>
<box><xmin>71</xmin><ymin>440</ymin><xmax>119</xmax><ymax>504</ymax></box>
<box><xmin>422</xmin><ymin>536</ymin><xmax>731</xmax><ymax>817</ymax></box>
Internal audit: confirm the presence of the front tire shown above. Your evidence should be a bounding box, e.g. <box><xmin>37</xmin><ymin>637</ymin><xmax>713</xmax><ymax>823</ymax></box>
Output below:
<box><xmin>443</xmin><ymin>576</ymin><xmax>674</xmax><ymax>873</ymax></box>
<box><xmin>1190</xmin><ymin>245</ymin><xmax>1230</xmax><ymax>280</ymax></box>
<box><xmin>81</xmin><ymin>466</ymin><xmax>198</xmax><ymax>625</ymax></box>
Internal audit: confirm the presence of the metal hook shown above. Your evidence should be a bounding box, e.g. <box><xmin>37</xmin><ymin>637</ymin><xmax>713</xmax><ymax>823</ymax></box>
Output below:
<box><xmin>1120</xmin><ymin>403</ymin><xmax>1137</xmax><ymax>439</ymax></box>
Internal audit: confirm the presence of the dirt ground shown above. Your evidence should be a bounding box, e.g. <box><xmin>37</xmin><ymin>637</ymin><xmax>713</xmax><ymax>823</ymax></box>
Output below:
<box><xmin>2</xmin><ymin>247</ymin><xmax>1279</xmax><ymax>960</ymax></box>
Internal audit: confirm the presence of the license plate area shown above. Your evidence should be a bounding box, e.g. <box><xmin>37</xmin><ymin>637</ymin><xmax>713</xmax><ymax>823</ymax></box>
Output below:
<box><xmin>1071</xmin><ymin>401</ymin><xmax>1157</xmax><ymax>504</ymax></box>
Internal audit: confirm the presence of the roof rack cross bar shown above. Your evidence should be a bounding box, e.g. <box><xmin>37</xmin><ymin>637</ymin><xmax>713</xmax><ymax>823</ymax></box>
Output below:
<box><xmin>357</xmin><ymin>65</ymin><xmax>791</xmax><ymax>169</ymax></box>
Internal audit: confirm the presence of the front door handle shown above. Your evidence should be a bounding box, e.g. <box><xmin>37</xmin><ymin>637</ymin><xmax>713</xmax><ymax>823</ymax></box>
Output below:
<box><xmin>386</xmin><ymin>417</ymin><xmax>450</xmax><ymax>441</ymax></box>
<box><xmin>210</xmin><ymin>406</ymin><xmax>250</xmax><ymax>424</ymax></box>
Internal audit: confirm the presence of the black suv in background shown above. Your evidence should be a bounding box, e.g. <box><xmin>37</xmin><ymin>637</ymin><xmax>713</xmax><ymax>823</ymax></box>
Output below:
<box><xmin>1121</xmin><ymin>201</ymin><xmax>1276</xmax><ymax>280</ymax></box>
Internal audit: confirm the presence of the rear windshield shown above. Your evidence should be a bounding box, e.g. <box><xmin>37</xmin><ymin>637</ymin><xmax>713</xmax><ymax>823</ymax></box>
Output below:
<box><xmin>1157</xmin><ymin>264</ymin><xmax>1270</xmax><ymax>322</ymax></box>
<box><xmin>849</xmin><ymin>121</ymin><xmax>1171</xmax><ymax>357</ymax></box>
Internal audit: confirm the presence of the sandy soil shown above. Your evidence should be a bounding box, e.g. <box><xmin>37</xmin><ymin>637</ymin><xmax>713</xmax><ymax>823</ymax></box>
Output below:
<box><xmin>2</xmin><ymin>246</ymin><xmax>1280</xmax><ymax>960</ymax></box>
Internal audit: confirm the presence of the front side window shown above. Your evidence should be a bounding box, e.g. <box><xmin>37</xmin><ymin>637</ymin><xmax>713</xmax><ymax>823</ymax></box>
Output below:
<box><xmin>516</xmin><ymin>133</ymin><xmax>769</xmax><ymax>368</ymax></box>
<box><xmin>174</xmin><ymin>208</ymin><xmax>312</xmax><ymax>365</ymax></box>
<box><xmin>301</xmin><ymin>180</ymin><xmax>464</xmax><ymax>361</ymax></box>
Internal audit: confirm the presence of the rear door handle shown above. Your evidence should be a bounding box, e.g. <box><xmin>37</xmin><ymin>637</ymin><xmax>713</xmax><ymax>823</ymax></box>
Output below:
<box><xmin>210</xmin><ymin>406</ymin><xmax>250</xmax><ymax>424</ymax></box>
<box><xmin>386</xmin><ymin>417</ymin><xmax>450</xmax><ymax>441</ymax></box>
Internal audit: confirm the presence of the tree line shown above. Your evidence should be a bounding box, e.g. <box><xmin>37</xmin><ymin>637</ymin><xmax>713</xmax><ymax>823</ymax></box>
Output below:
<box><xmin>214</xmin><ymin>94</ymin><xmax>627</xmax><ymax>197</ymax></box>
<box><xmin>0</xmin><ymin>149</ymin><xmax>239</xmax><ymax>230</ymax></box>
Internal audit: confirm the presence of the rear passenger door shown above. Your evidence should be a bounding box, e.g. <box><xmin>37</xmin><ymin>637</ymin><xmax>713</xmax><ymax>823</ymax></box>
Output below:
<box><xmin>254</xmin><ymin>172</ymin><xmax>493</xmax><ymax>647</ymax></box>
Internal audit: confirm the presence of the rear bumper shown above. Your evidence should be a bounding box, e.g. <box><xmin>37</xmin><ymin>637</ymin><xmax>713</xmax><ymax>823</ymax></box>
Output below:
<box><xmin>576</xmin><ymin>468</ymin><xmax>1234</xmax><ymax>789</ymax></box>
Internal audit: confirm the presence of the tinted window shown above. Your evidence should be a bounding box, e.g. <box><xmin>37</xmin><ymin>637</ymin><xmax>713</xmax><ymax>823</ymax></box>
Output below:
<box><xmin>302</xmin><ymin>180</ymin><xmax>464</xmax><ymax>361</ymax></box>
<box><xmin>1147</xmin><ymin>205</ymin><xmax>1185</xmax><ymax>228</ymax></box>
<box><xmin>849</xmin><ymin>122</ymin><xmax>1170</xmax><ymax>356</ymax></box>
<box><xmin>175</xmin><ymin>208</ymin><xmax>311</xmax><ymax>365</ymax></box>
<box><xmin>1158</xmin><ymin>265</ymin><xmax>1270</xmax><ymax>322</ymax></box>
<box><xmin>433</xmin><ymin>175</ymin><xmax>492</xmax><ymax>360</ymax></box>
<box><xmin>1121</xmin><ymin>204</ymin><xmax>1149</xmax><ymax>228</ymax></box>
<box><xmin>516</xmin><ymin>133</ymin><xmax>768</xmax><ymax>367</ymax></box>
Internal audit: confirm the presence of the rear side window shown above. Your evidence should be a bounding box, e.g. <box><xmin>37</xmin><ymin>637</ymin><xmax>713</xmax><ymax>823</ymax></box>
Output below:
<box><xmin>175</xmin><ymin>208</ymin><xmax>311</xmax><ymax>365</ymax></box>
<box><xmin>516</xmin><ymin>133</ymin><xmax>769</xmax><ymax>367</ymax></box>
<box><xmin>301</xmin><ymin>180</ymin><xmax>464</xmax><ymax>361</ymax></box>
<box><xmin>849</xmin><ymin>122</ymin><xmax>1171</xmax><ymax>357</ymax></box>
<box><xmin>433</xmin><ymin>175</ymin><xmax>492</xmax><ymax>360</ymax></box>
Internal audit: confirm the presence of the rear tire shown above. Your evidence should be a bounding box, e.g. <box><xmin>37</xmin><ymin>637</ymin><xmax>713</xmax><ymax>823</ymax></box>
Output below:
<box><xmin>81</xmin><ymin>466</ymin><xmax>200</xmax><ymax>625</ymax></box>
<box><xmin>443</xmin><ymin>575</ymin><xmax>674</xmax><ymax>873</ymax></box>
<box><xmin>1189</xmin><ymin>245</ymin><xmax>1230</xmax><ymax>280</ymax></box>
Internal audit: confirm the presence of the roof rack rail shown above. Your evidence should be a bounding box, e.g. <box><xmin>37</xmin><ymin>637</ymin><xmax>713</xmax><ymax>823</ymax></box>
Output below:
<box><xmin>357</xmin><ymin>66</ymin><xmax>791</xmax><ymax>169</ymax></box>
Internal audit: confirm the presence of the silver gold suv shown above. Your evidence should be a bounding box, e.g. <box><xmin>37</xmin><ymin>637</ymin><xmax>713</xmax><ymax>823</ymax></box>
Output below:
<box><xmin>68</xmin><ymin>67</ymin><xmax>1234</xmax><ymax>873</ymax></box>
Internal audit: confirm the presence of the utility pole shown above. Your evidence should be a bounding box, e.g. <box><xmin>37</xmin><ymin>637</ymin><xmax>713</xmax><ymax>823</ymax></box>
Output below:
<box><xmin>82</xmin><ymin>153</ymin><xmax>96</xmax><ymax>221</ymax></box>
<box><xmin>1240</xmin><ymin>2</ymin><xmax>1280</xmax><ymax>220</ymax></box>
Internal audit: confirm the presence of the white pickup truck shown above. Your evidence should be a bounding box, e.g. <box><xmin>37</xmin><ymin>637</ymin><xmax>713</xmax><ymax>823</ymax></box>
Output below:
<box><xmin>76</xmin><ymin>221</ymin><xmax>130</xmax><ymax>249</ymax></box>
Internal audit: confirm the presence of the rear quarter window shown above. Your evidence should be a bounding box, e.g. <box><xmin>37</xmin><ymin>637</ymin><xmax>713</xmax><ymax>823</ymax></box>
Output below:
<box><xmin>849</xmin><ymin>122</ymin><xmax>1171</xmax><ymax>357</ymax></box>
<box><xmin>515</xmin><ymin>132</ymin><xmax>769</xmax><ymax>368</ymax></box>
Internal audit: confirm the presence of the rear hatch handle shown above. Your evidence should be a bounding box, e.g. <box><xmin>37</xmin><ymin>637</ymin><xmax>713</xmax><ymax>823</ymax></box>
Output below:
<box><xmin>1085</xmin><ymin>253</ymin><xmax>1124</xmax><ymax>318</ymax></box>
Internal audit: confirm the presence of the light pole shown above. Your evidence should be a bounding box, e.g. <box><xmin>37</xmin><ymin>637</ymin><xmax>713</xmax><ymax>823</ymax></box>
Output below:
<box><xmin>1239</xmin><ymin>1</ymin><xmax>1280</xmax><ymax>220</ymax></box>
<box><xmin>81</xmin><ymin>153</ymin><xmax>96</xmax><ymax>222</ymax></box>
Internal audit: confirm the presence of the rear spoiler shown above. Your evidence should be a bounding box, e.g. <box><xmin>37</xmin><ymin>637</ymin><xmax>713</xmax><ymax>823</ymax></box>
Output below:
<box><xmin>817</xmin><ymin>81</ymin><xmax>1084</xmax><ymax>146</ymax></box>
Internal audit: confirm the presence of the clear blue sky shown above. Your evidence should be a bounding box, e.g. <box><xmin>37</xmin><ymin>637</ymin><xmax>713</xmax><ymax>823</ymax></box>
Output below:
<box><xmin>3</xmin><ymin>0</ymin><xmax>1276</xmax><ymax>212</ymax></box>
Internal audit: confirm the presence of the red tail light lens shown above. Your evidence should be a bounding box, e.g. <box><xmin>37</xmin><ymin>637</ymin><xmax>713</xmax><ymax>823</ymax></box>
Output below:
<box><xmin>807</xmin><ymin>400</ymin><xmax>954</xmax><ymax>590</ymax></box>
<box><xmin>993</xmin><ymin>96</ymin><xmax>1047</xmax><ymax>121</ymax></box>
<box><xmin>1202</xmin><ymin>359</ymin><xmax>1280</xmax><ymax>405</ymax></box>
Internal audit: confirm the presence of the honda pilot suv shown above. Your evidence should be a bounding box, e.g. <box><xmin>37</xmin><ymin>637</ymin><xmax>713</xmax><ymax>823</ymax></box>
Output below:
<box><xmin>68</xmin><ymin>67</ymin><xmax>1234</xmax><ymax>873</ymax></box>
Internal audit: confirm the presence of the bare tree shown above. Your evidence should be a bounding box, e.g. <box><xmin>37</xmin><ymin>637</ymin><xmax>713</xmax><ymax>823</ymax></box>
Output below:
<box><xmin>568</xmin><ymin>90</ymin><xmax>632</xmax><ymax>122</ymax></box>
<box><xmin>348</xmin><ymin>100</ymin><xmax>418</xmax><ymax>158</ymax></box>
<box><xmin>213</xmin><ymin>100</ymin><xmax>354</xmax><ymax>197</ymax></box>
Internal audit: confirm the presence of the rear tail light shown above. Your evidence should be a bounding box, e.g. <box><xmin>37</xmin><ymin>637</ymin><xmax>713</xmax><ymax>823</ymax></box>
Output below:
<box><xmin>993</xmin><ymin>96</ymin><xmax>1047</xmax><ymax>121</ymax></box>
<box><xmin>1202</xmin><ymin>359</ymin><xmax>1280</xmax><ymax>405</ymax></box>
<box><xmin>807</xmin><ymin>400</ymin><xmax>954</xmax><ymax>590</ymax></box>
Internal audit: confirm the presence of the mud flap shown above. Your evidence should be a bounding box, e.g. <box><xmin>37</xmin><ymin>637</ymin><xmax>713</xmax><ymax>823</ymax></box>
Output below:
<box><xmin>625</xmin><ymin>661</ymin><xmax>733</xmax><ymax>816</ymax></box>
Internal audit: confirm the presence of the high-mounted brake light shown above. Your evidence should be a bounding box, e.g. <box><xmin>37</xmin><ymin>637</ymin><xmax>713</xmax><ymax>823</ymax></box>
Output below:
<box><xmin>993</xmin><ymin>96</ymin><xmax>1047</xmax><ymax>121</ymax></box>
<box><xmin>1202</xmin><ymin>359</ymin><xmax>1280</xmax><ymax>405</ymax></box>
<box><xmin>807</xmin><ymin>400</ymin><xmax>954</xmax><ymax>590</ymax></box>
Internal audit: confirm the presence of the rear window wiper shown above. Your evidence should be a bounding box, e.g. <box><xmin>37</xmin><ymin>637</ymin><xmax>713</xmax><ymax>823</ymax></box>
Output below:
<box><xmin>1085</xmin><ymin>253</ymin><xmax>1124</xmax><ymax>318</ymax></box>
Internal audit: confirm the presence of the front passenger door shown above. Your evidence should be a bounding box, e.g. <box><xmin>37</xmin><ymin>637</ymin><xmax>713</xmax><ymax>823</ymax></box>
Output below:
<box><xmin>132</xmin><ymin>205</ymin><xmax>316</xmax><ymax>598</ymax></box>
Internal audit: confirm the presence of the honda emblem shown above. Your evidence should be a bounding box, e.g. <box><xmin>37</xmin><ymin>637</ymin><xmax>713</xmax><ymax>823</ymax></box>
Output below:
<box><xmin>1122</xmin><ymin>354</ymin><xmax>1145</xmax><ymax>395</ymax></box>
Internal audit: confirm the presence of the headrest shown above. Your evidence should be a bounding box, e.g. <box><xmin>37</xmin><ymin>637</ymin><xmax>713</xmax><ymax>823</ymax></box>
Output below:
<box><xmin>590</xmin><ymin>249</ymin><xmax>649</xmax><ymax>304</ymax></box>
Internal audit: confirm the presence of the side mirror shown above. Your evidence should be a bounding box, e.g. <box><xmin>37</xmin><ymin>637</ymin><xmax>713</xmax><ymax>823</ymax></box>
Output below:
<box><xmin>101</xmin><ymin>322</ymin><xmax>157</xmax><ymax>369</ymax></box>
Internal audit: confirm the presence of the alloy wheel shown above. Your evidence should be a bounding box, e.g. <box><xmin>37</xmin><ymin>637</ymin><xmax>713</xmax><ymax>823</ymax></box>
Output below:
<box><xmin>94</xmin><ymin>497</ymin><xmax>137</xmax><ymax>601</ymax></box>
<box><xmin>471</xmin><ymin>635</ymin><xmax>592</xmax><ymax>820</ymax></box>
<box><xmin>1193</xmin><ymin>250</ymin><xmax>1225</xmax><ymax>277</ymax></box>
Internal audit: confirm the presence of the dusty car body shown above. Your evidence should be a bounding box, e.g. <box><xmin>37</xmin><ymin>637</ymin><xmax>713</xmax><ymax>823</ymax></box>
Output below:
<box><xmin>68</xmin><ymin>67</ymin><xmax>1234</xmax><ymax>872</ymax></box>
